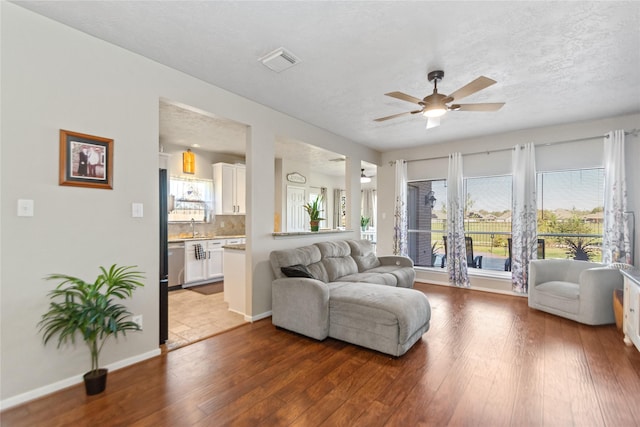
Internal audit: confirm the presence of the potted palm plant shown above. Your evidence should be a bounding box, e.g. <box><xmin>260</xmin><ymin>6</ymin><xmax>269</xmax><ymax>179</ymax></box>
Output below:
<box><xmin>360</xmin><ymin>216</ymin><xmax>370</xmax><ymax>231</ymax></box>
<box><xmin>303</xmin><ymin>195</ymin><xmax>325</xmax><ymax>232</ymax></box>
<box><xmin>38</xmin><ymin>264</ymin><xmax>144</xmax><ymax>395</ymax></box>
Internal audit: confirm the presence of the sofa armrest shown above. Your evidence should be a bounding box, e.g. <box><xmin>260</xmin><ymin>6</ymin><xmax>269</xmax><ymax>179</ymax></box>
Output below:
<box><xmin>378</xmin><ymin>256</ymin><xmax>414</xmax><ymax>268</ymax></box>
<box><xmin>271</xmin><ymin>278</ymin><xmax>330</xmax><ymax>340</ymax></box>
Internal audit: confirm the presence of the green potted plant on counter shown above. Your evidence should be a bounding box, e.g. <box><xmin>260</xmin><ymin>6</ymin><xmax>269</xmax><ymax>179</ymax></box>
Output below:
<box><xmin>360</xmin><ymin>216</ymin><xmax>370</xmax><ymax>232</ymax></box>
<box><xmin>304</xmin><ymin>195</ymin><xmax>325</xmax><ymax>232</ymax></box>
<box><xmin>38</xmin><ymin>264</ymin><xmax>144</xmax><ymax>395</ymax></box>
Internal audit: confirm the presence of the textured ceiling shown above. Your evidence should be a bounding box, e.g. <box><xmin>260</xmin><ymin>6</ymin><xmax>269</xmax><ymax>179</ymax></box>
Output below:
<box><xmin>159</xmin><ymin>100</ymin><xmax>369</xmax><ymax>177</ymax></box>
<box><xmin>14</xmin><ymin>1</ymin><xmax>640</xmax><ymax>153</ymax></box>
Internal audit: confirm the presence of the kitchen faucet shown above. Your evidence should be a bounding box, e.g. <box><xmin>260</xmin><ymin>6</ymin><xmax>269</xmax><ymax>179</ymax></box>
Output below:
<box><xmin>190</xmin><ymin>218</ymin><xmax>196</xmax><ymax>238</ymax></box>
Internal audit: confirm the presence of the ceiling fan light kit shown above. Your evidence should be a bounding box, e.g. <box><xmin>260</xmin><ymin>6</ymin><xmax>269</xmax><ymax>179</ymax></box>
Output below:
<box><xmin>375</xmin><ymin>70</ymin><xmax>505</xmax><ymax>129</ymax></box>
<box><xmin>360</xmin><ymin>169</ymin><xmax>372</xmax><ymax>183</ymax></box>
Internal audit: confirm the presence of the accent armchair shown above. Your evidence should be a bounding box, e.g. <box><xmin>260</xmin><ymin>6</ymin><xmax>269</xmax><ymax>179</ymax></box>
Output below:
<box><xmin>528</xmin><ymin>259</ymin><xmax>624</xmax><ymax>325</ymax></box>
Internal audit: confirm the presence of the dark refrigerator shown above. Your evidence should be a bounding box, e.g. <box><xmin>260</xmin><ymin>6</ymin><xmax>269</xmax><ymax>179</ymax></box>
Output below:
<box><xmin>159</xmin><ymin>168</ymin><xmax>169</xmax><ymax>344</ymax></box>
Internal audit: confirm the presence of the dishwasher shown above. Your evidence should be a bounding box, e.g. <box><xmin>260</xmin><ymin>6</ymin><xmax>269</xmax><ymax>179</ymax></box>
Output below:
<box><xmin>168</xmin><ymin>242</ymin><xmax>185</xmax><ymax>287</ymax></box>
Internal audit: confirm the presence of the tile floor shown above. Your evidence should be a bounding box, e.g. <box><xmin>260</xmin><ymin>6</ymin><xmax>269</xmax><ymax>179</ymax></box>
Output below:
<box><xmin>166</xmin><ymin>285</ymin><xmax>247</xmax><ymax>351</ymax></box>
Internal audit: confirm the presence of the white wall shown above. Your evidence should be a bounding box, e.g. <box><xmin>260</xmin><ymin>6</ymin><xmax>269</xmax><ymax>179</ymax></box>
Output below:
<box><xmin>378</xmin><ymin>113</ymin><xmax>640</xmax><ymax>290</ymax></box>
<box><xmin>0</xmin><ymin>3</ymin><xmax>379</xmax><ymax>407</ymax></box>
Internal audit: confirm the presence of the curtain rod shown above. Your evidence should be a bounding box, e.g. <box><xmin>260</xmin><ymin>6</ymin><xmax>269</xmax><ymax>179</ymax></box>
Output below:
<box><xmin>391</xmin><ymin>128</ymin><xmax>639</xmax><ymax>165</ymax></box>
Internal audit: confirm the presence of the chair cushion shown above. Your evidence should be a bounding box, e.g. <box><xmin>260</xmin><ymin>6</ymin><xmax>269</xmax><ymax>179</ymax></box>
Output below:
<box><xmin>535</xmin><ymin>281</ymin><xmax>580</xmax><ymax>314</ymax></box>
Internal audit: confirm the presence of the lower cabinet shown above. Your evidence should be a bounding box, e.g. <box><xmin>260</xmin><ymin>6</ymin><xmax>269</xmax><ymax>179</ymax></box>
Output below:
<box><xmin>184</xmin><ymin>239</ymin><xmax>225</xmax><ymax>287</ymax></box>
<box><xmin>623</xmin><ymin>274</ymin><xmax>640</xmax><ymax>351</ymax></box>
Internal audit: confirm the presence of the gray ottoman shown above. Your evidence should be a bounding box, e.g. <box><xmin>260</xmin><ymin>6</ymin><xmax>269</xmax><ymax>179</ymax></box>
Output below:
<box><xmin>328</xmin><ymin>282</ymin><xmax>431</xmax><ymax>356</ymax></box>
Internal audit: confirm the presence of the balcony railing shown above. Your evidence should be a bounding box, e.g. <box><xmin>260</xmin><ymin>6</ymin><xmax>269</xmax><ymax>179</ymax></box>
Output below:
<box><xmin>408</xmin><ymin>228</ymin><xmax>604</xmax><ymax>271</ymax></box>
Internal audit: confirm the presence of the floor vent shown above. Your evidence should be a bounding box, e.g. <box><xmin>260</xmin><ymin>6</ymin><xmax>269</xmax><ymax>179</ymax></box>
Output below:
<box><xmin>259</xmin><ymin>47</ymin><xmax>301</xmax><ymax>72</ymax></box>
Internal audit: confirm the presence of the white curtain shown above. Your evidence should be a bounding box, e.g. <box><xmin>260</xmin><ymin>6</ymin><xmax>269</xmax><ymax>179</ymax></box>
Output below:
<box><xmin>512</xmin><ymin>143</ymin><xmax>537</xmax><ymax>294</ymax></box>
<box><xmin>446</xmin><ymin>153</ymin><xmax>469</xmax><ymax>287</ymax></box>
<box><xmin>393</xmin><ymin>160</ymin><xmax>408</xmax><ymax>256</ymax></box>
<box><xmin>361</xmin><ymin>189</ymin><xmax>376</xmax><ymax>228</ymax></box>
<box><xmin>333</xmin><ymin>189</ymin><xmax>345</xmax><ymax>228</ymax></box>
<box><xmin>602</xmin><ymin>130</ymin><xmax>632</xmax><ymax>264</ymax></box>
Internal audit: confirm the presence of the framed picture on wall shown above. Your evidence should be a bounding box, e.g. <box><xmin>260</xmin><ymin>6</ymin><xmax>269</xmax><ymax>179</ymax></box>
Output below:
<box><xmin>59</xmin><ymin>129</ymin><xmax>113</xmax><ymax>189</ymax></box>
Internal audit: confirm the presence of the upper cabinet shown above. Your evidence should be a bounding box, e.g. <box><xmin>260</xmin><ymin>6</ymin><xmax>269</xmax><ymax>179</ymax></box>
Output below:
<box><xmin>213</xmin><ymin>163</ymin><xmax>246</xmax><ymax>215</ymax></box>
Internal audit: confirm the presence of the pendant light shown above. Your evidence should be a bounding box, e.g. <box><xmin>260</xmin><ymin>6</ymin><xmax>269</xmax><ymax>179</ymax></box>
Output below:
<box><xmin>183</xmin><ymin>149</ymin><xmax>195</xmax><ymax>174</ymax></box>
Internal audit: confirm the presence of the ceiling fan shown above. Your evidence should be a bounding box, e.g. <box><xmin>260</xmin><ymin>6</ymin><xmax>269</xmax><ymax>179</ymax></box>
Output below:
<box><xmin>374</xmin><ymin>70</ymin><xmax>505</xmax><ymax>129</ymax></box>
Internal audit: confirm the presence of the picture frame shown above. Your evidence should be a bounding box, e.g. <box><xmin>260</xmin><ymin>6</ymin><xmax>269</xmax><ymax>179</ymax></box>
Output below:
<box><xmin>59</xmin><ymin>129</ymin><xmax>113</xmax><ymax>189</ymax></box>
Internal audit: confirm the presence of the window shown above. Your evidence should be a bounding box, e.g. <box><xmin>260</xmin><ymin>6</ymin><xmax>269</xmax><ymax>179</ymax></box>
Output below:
<box><xmin>464</xmin><ymin>175</ymin><xmax>512</xmax><ymax>271</ymax></box>
<box><xmin>407</xmin><ymin>168</ymin><xmax>605</xmax><ymax>271</ymax></box>
<box><xmin>537</xmin><ymin>168</ymin><xmax>604</xmax><ymax>262</ymax></box>
<box><xmin>407</xmin><ymin>180</ymin><xmax>446</xmax><ymax>267</ymax></box>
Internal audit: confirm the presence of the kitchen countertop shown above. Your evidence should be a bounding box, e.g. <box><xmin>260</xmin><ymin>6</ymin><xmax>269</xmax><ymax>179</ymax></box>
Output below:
<box><xmin>621</xmin><ymin>268</ymin><xmax>640</xmax><ymax>284</ymax></box>
<box><xmin>168</xmin><ymin>235</ymin><xmax>245</xmax><ymax>243</ymax></box>
<box><xmin>222</xmin><ymin>244</ymin><xmax>246</xmax><ymax>251</ymax></box>
<box><xmin>272</xmin><ymin>229</ymin><xmax>353</xmax><ymax>238</ymax></box>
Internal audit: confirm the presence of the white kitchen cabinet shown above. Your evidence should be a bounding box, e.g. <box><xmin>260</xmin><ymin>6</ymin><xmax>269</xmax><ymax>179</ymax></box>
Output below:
<box><xmin>184</xmin><ymin>239</ymin><xmax>225</xmax><ymax>287</ymax></box>
<box><xmin>184</xmin><ymin>241</ymin><xmax>207</xmax><ymax>285</ymax></box>
<box><xmin>206</xmin><ymin>240</ymin><xmax>224</xmax><ymax>280</ymax></box>
<box><xmin>623</xmin><ymin>271</ymin><xmax>640</xmax><ymax>352</ymax></box>
<box><xmin>213</xmin><ymin>163</ymin><xmax>245</xmax><ymax>215</ymax></box>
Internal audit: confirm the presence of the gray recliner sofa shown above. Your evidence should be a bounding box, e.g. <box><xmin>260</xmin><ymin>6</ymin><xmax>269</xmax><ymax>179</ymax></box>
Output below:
<box><xmin>529</xmin><ymin>259</ymin><xmax>624</xmax><ymax>325</ymax></box>
<box><xmin>269</xmin><ymin>239</ymin><xmax>431</xmax><ymax>356</ymax></box>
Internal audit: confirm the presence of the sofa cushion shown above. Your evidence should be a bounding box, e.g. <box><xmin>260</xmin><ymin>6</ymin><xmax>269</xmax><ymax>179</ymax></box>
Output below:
<box><xmin>270</xmin><ymin>245</ymin><xmax>329</xmax><ymax>282</ymax></box>
<box><xmin>337</xmin><ymin>272</ymin><xmax>397</xmax><ymax>287</ymax></box>
<box><xmin>347</xmin><ymin>239</ymin><xmax>381</xmax><ymax>271</ymax></box>
<box><xmin>316</xmin><ymin>241</ymin><xmax>358</xmax><ymax>282</ymax></box>
<box><xmin>329</xmin><ymin>283</ymin><xmax>431</xmax><ymax>356</ymax></box>
<box><xmin>281</xmin><ymin>264</ymin><xmax>315</xmax><ymax>279</ymax></box>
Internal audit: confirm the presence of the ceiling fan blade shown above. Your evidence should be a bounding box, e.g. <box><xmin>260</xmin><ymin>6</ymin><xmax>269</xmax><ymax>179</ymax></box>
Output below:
<box><xmin>426</xmin><ymin>117</ymin><xmax>440</xmax><ymax>129</ymax></box>
<box><xmin>374</xmin><ymin>110</ymin><xmax>422</xmax><ymax>122</ymax></box>
<box><xmin>453</xmin><ymin>103</ymin><xmax>505</xmax><ymax>112</ymax></box>
<box><xmin>447</xmin><ymin>76</ymin><xmax>496</xmax><ymax>102</ymax></box>
<box><xmin>385</xmin><ymin>91</ymin><xmax>423</xmax><ymax>104</ymax></box>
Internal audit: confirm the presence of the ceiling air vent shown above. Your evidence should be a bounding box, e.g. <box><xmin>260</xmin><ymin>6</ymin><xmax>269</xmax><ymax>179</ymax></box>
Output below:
<box><xmin>259</xmin><ymin>47</ymin><xmax>301</xmax><ymax>73</ymax></box>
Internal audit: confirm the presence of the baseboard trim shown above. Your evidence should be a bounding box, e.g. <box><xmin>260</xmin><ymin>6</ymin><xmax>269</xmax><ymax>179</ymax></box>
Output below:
<box><xmin>247</xmin><ymin>310</ymin><xmax>272</xmax><ymax>322</ymax></box>
<box><xmin>414</xmin><ymin>279</ymin><xmax>526</xmax><ymax>298</ymax></box>
<box><xmin>0</xmin><ymin>348</ymin><xmax>161</xmax><ymax>411</ymax></box>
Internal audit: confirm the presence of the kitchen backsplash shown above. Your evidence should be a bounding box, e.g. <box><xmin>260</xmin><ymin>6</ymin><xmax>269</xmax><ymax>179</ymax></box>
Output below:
<box><xmin>168</xmin><ymin>215</ymin><xmax>245</xmax><ymax>239</ymax></box>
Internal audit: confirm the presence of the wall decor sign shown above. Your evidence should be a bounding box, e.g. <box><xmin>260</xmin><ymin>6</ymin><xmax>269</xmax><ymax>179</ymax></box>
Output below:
<box><xmin>287</xmin><ymin>172</ymin><xmax>306</xmax><ymax>184</ymax></box>
<box><xmin>59</xmin><ymin>129</ymin><xmax>113</xmax><ymax>189</ymax></box>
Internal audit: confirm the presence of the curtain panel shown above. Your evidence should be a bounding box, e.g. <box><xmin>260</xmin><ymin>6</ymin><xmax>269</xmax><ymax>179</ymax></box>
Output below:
<box><xmin>361</xmin><ymin>189</ymin><xmax>376</xmax><ymax>228</ymax></box>
<box><xmin>511</xmin><ymin>143</ymin><xmax>537</xmax><ymax>294</ymax></box>
<box><xmin>393</xmin><ymin>160</ymin><xmax>408</xmax><ymax>256</ymax></box>
<box><xmin>602</xmin><ymin>130</ymin><xmax>632</xmax><ymax>264</ymax></box>
<box><xmin>333</xmin><ymin>189</ymin><xmax>345</xmax><ymax>228</ymax></box>
<box><xmin>446</xmin><ymin>153</ymin><xmax>469</xmax><ymax>287</ymax></box>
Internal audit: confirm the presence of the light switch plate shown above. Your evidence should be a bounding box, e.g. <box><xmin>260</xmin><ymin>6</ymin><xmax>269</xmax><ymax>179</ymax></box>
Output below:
<box><xmin>132</xmin><ymin>203</ymin><xmax>144</xmax><ymax>218</ymax></box>
<box><xmin>18</xmin><ymin>199</ymin><xmax>34</xmax><ymax>217</ymax></box>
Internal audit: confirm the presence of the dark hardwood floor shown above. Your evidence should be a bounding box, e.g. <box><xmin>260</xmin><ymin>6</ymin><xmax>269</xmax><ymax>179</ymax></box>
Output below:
<box><xmin>3</xmin><ymin>283</ymin><xmax>640</xmax><ymax>426</ymax></box>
